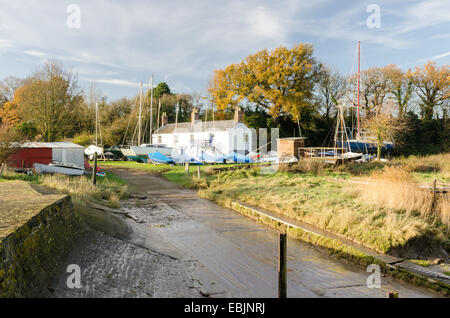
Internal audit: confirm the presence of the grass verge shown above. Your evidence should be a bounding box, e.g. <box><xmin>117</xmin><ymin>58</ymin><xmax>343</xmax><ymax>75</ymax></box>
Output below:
<box><xmin>1</xmin><ymin>169</ymin><xmax>129</xmax><ymax>209</ymax></box>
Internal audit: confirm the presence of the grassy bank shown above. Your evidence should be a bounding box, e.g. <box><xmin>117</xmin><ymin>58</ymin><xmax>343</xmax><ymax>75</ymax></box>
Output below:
<box><xmin>98</xmin><ymin>154</ymin><xmax>450</xmax><ymax>259</ymax></box>
<box><xmin>97</xmin><ymin>160</ymin><xmax>245</xmax><ymax>188</ymax></box>
<box><xmin>0</xmin><ymin>170</ymin><xmax>129</xmax><ymax>209</ymax></box>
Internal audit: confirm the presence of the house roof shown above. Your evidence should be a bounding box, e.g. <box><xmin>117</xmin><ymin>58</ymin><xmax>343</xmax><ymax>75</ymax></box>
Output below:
<box><xmin>20</xmin><ymin>142</ymin><xmax>84</xmax><ymax>149</ymax></box>
<box><xmin>154</xmin><ymin>120</ymin><xmax>239</xmax><ymax>134</ymax></box>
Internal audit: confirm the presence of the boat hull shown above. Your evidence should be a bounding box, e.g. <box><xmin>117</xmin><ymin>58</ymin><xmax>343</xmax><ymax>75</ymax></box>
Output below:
<box><xmin>147</xmin><ymin>151</ymin><xmax>174</xmax><ymax>165</ymax></box>
<box><xmin>33</xmin><ymin>163</ymin><xmax>85</xmax><ymax>176</ymax></box>
<box><xmin>337</xmin><ymin>140</ymin><xmax>393</xmax><ymax>153</ymax></box>
<box><xmin>85</xmin><ymin>145</ymin><xmax>104</xmax><ymax>156</ymax></box>
<box><xmin>132</xmin><ymin>145</ymin><xmax>173</xmax><ymax>158</ymax></box>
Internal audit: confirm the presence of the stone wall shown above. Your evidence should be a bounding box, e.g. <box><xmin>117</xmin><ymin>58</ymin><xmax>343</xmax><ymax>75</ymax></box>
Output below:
<box><xmin>0</xmin><ymin>196</ymin><xmax>79</xmax><ymax>297</ymax></box>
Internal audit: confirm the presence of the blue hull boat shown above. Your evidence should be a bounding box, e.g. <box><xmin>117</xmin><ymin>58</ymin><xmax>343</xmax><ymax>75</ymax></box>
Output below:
<box><xmin>148</xmin><ymin>151</ymin><xmax>174</xmax><ymax>164</ymax></box>
<box><xmin>337</xmin><ymin>140</ymin><xmax>393</xmax><ymax>153</ymax></box>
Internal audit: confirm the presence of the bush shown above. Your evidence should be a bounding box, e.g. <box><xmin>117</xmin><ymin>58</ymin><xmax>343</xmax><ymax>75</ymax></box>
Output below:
<box><xmin>73</xmin><ymin>133</ymin><xmax>94</xmax><ymax>147</ymax></box>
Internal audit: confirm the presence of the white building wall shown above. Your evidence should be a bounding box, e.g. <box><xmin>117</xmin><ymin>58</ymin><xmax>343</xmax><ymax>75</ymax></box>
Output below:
<box><xmin>153</xmin><ymin>123</ymin><xmax>255</xmax><ymax>155</ymax></box>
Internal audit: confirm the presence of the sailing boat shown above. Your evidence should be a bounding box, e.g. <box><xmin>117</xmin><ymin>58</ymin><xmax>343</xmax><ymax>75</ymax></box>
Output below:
<box><xmin>85</xmin><ymin>102</ymin><xmax>104</xmax><ymax>160</ymax></box>
<box><xmin>120</xmin><ymin>78</ymin><xmax>172</xmax><ymax>162</ymax></box>
<box><xmin>336</xmin><ymin>41</ymin><xmax>393</xmax><ymax>154</ymax></box>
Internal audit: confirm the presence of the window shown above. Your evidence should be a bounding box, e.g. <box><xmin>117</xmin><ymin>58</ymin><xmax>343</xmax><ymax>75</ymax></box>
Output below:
<box><xmin>244</xmin><ymin>133</ymin><xmax>249</xmax><ymax>144</ymax></box>
<box><xmin>174</xmin><ymin>135</ymin><xmax>178</xmax><ymax>145</ymax></box>
<box><xmin>158</xmin><ymin>135</ymin><xmax>162</xmax><ymax>144</ymax></box>
<box><xmin>190</xmin><ymin>134</ymin><xmax>194</xmax><ymax>145</ymax></box>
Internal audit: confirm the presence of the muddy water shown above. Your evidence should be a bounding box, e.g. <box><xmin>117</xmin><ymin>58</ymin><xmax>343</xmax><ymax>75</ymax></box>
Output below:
<box><xmin>45</xmin><ymin>167</ymin><xmax>440</xmax><ymax>298</ymax></box>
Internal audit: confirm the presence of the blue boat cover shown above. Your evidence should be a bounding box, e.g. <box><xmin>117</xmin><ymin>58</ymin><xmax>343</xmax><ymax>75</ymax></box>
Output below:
<box><xmin>225</xmin><ymin>152</ymin><xmax>254</xmax><ymax>163</ymax></box>
<box><xmin>172</xmin><ymin>154</ymin><xmax>203</xmax><ymax>165</ymax></box>
<box><xmin>199</xmin><ymin>152</ymin><xmax>226</xmax><ymax>163</ymax></box>
<box><xmin>148</xmin><ymin>151</ymin><xmax>174</xmax><ymax>164</ymax></box>
<box><xmin>337</xmin><ymin>140</ymin><xmax>393</xmax><ymax>153</ymax></box>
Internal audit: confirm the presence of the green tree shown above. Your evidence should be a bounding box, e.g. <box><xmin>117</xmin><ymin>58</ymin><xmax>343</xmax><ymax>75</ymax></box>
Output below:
<box><xmin>149</xmin><ymin>82</ymin><xmax>171</xmax><ymax>99</ymax></box>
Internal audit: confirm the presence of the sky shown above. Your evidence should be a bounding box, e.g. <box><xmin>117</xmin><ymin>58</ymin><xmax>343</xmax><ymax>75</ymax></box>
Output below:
<box><xmin>0</xmin><ymin>0</ymin><xmax>449</xmax><ymax>101</ymax></box>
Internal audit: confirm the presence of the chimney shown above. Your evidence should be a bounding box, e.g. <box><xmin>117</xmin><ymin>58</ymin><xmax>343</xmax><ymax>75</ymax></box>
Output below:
<box><xmin>191</xmin><ymin>108</ymin><xmax>199</xmax><ymax>125</ymax></box>
<box><xmin>161</xmin><ymin>112</ymin><xmax>168</xmax><ymax>126</ymax></box>
<box><xmin>234</xmin><ymin>106</ymin><xmax>243</xmax><ymax>123</ymax></box>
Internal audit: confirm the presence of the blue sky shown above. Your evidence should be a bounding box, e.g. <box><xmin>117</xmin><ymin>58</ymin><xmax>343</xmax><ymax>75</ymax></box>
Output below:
<box><xmin>0</xmin><ymin>0</ymin><xmax>449</xmax><ymax>101</ymax></box>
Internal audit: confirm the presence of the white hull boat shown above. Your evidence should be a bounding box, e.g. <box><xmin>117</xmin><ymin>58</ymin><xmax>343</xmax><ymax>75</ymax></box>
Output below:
<box><xmin>33</xmin><ymin>162</ymin><xmax>85</xmax><ymax>176</ymax></box>
<box><xmin>85</xmin><ymin>145</ymin><xmax>104</xmax><ymax>159</ymax></box>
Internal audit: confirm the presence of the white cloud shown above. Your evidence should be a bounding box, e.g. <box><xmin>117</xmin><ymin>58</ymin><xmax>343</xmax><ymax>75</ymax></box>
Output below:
<box><xmin>248</xmin><ymin>7</ymin><xmax>285</xmax><ymax>41</ymax></box>
<box><xmin>0</xmin><ymin>39</ymin><xmax>12</xmax><ymax>48</ymax></box>
<box><xmin>431</xmin><ymin>51</ymin><xmax>450</xmax><ymax>60</ymax></box>
<box><xmin>85</xmin><ymin>78</ymin><xmax>140</xmax><ymax>88</ymax></box>
<box><xmin>24</xmin><ymin>50</ymin><xmax>47</xmax><ymax>57</ymax></box>
<box><xmin>0</xmin><ymin>0</ymin><xmax>447</xmax><ymax>99</ymax></box>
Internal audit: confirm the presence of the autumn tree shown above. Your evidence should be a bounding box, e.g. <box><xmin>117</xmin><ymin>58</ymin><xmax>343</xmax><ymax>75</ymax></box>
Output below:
<box><xmin>407</xmin><ymin>62</ymin><xmax>449</xmax><ymax>121</ymax></box>
<box><xmin>0</xmin><ymin>76</ymin><xmax>23</xmax><ymax>126</ymax></box>
<box><xmin>0</xmin><ymin>98</ymin><xmax>20</xmax><ymax>126</ymax></box>
<box><xmin>15</xmin><ymin>60</ymin><xmax>82</xmax><ymax>142</ymax></box>
<box><xmin>209</xmin><ymin>44</ymin><xmax>322</xmax><ymax>121</ymax></box>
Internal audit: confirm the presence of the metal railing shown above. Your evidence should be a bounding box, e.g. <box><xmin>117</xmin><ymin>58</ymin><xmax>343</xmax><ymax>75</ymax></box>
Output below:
<box><xmin>298</xmin><ymin>147</ymin><xmax>347</xmax><ymax>159</ymax></box>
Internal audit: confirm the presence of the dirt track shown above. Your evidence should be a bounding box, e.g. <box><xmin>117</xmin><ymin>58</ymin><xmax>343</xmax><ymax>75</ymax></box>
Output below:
<box><xmin>44</xmin><ymin>167</ymin><xmax>440</xmax><ymax>297</ymax></box>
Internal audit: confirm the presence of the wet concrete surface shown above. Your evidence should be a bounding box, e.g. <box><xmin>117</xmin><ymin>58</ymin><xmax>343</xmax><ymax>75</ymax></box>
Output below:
<box><xmin>45</xmin><ymin>167</ymin><xmax>441</xmax><ymax>298</ymax></box>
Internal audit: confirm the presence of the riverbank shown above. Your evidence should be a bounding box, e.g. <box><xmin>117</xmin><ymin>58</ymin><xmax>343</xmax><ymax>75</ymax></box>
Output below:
<box><xmin>98</xmin><ymin>155</ymin><xmax>450</xmax><ymax>295</ymax></box>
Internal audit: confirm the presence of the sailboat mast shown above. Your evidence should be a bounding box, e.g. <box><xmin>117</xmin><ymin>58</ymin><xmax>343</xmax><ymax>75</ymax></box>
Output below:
<box><xmin>95</xmin><ymin>102</ymin><xmax>98</xmax><ymax>146</ymax></box>
<box><xmin>149</xmin><ymin>74</ymin><xmax>153</xmax><ymax>144</ymax></box>
<box><xmin>357</xmin><ymin>41</ymin><xmax>361</xmax><ymax>139</ymax></box>
<box><xmin>175</xmin><ymin>101</ymin><xmax>179</xmax><ymax>129</ymax></box>
<box><xmin>138</xmin><ymin>81</ymin><xmax>143</xmax><ymax>146</ymax></box>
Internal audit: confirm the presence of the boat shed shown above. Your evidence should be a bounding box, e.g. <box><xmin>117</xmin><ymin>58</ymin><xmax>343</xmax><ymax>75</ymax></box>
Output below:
<box><xmin>10</xmin><ymin>142</ymin><xmax>85</xmax><ymax>169</ymax></box>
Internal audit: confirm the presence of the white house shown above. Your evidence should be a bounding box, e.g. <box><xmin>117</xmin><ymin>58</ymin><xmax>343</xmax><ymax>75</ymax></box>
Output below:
<box><xmin>152</xmin><ymin>107</ymin><xmax>256</xmax><ymax>156</ymax></box>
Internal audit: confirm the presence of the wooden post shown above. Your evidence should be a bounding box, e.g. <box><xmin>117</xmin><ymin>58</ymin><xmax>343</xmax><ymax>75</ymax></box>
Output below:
<box><xmin>185</xmin><ymin>163</ymin><xmax>189</xmax><ymax>175</ymax></box>
<box><xmin>92</xmin><ymin>152</ymin><xmax>97</xmax><ymax>185</ymax></box>
<box><xmin>388</xmin><ymin>291</ymin><xmax>399</xmax><ymax>298</ymax></box>
<box><xmin>431</xmin><ymin>179</ymin><xmax>437</xmax><ymax>213</ymax></box>
<box><xmin>197</xmin><ymin>165</ymin><xmax>201</xmax><ymax>179</ymax></box>
<box><xmin>278</xmin><ymin>232</ymin><xmax>287</xmax><ymax>298</ymax></box>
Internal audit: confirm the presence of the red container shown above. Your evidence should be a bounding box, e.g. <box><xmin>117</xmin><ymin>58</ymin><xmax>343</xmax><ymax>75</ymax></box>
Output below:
<box><xmin>10</xmin><ymin>147</ymin><xmax>52</xmax><ymax>168</ymax></box>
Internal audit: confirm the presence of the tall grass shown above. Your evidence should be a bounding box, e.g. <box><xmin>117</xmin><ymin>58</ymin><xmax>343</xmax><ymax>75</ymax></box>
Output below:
<box><xmin>354</xmin><ymin>166</ymin><xmax>449</xmax><ymax>229</ymax></box>
<box><xmin>38</xmin><ymin>173</ymin><xmax>128</xmax><ymax>208</ymax></box>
